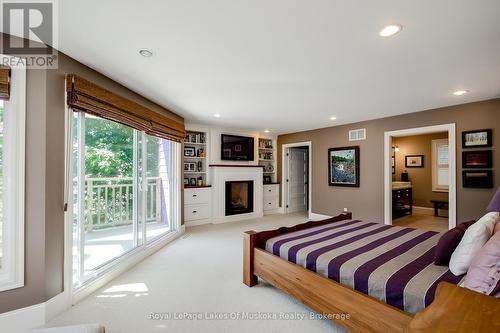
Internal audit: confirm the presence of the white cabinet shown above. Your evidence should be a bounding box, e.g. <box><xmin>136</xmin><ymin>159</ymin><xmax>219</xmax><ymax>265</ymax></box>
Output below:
<box><xmin>184</xmin><ymin>187</ymin><xmax>211</xmax><ymax>226</ymax></box>
<box><xmin>263</xmin><ymin>184</ymin><xmax>280</xmax><ymax>213</ymax></box>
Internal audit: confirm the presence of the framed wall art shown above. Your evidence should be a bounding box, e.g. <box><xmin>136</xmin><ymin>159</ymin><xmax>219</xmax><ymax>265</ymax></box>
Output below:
<box><xmin>328</xmin><ymin>146</ymin><xmax>360</xmax><ymax>187</ymax></box>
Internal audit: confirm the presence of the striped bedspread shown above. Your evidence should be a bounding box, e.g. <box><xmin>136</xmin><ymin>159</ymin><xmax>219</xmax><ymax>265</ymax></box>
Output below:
<box><xmin>264</xmin><ymin>219</ymin><xmax>465</xmax><ymax>313</ymax></box>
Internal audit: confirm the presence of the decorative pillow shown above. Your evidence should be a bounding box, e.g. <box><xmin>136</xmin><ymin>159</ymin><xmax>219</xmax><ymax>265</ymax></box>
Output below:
<box><xmin>494</xmin><ymin>218</ymin><xmax>500</xmax><ymax>234</ymax></box>
<box><xmin>434</xmin><ymin>220</ymin><xmax>475</xmax><ymax>266</ymax></box>
<box><xmin>463</xmin><ymin>229</ymin><xmax>500</xmax><ymax>296</ymax></box>
<box><xmin>449</xmin><ymin>212</ymin><xmax>499</xmax><ymax>276</ymax></box>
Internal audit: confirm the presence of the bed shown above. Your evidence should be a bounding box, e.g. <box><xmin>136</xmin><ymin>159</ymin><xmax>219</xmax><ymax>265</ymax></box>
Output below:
<box><xmin>264</xmin><ymin>217</ymin><xmax>464</xmax><ymax>314</ymax></box>
<box><xmin>243</xmin><ymin>212</ymin><xmax>468</xmax><ymax>333</ymax></box>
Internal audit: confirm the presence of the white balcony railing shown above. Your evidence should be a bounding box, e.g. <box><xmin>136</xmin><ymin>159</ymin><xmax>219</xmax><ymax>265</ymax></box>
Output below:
<box><xmin>84</xmin><ymin>177</ymin><xmax>162</xmax><ymax>231</ymax></box>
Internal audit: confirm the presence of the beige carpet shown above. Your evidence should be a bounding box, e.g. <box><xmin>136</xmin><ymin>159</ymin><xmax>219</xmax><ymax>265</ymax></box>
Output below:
<box><xmin>45</xmin><ymin>213</ymin><xmax>347</xmax><ymax>333</ymax></box>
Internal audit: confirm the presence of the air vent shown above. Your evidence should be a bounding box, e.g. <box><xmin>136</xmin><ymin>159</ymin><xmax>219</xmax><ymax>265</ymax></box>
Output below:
<box><xmin>349</xmin><ymin>128</ymin><xmax>366</xmax><ymax>141</ymax></box>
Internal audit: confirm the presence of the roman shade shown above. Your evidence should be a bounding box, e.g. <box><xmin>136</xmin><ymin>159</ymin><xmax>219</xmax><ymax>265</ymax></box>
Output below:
<box><xmin>66</xmin><ymin>74</ymin><xmax>185</xmax><ymax>142</ymax></box>
<box><xmin>0</xmin><ymin>65</ymin><xmax>10</xmax><ymax>100</ymax></box>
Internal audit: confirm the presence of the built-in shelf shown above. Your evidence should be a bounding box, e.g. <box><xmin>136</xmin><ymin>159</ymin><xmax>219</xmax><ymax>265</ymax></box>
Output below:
<box><xmin>184</xmin><ymin>130</ymin><xmax>208</xmax><ymax>187</ymax></box>
<box><xmin>258</xmin><ymin>138</ymin><xmax>276</xmax><ymax>183</ymax></box>
<box><xmin>184</xmin><ymin>185</ymin><xmax>212</xmax><ymax>189</ymax></box>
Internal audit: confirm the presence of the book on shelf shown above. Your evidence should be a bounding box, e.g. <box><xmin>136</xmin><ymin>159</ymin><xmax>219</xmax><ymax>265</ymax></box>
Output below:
<box><xmin>184</xmin><ymin>132</ymin><xmax>206</xmax><ymax>144</ymax></box>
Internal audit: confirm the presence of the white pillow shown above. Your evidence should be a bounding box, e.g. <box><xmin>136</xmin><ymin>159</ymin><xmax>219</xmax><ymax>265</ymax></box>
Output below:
<box><xmin>449</xmin><ymin>211</ymin><xmax>499</xmax><ymax>275</ymax></box>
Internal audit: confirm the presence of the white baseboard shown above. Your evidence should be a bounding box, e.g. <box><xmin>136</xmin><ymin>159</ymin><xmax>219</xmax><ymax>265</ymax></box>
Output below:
<box><xmin>0</xmin><ymin>300</ymin><xmax>45</xmax><ymax>333</ymax></box>
<box><xmin>309</xmin><ymin>212</ymin><xmax>332</xmax><ymax>221</ymax></box>
<box><xmin>263</xmin><ymin>208</ymin><xmax>282</xmax><ymax>215</ymax></box>
<box><xmin>45</xmin><ymin>291</ymin><xmax>70</xmax><ymax>322</ymax></box>
<box><xmin>185</xmin><ymin>219</ymin><xmax>211</xmax><ymax>227</ymax></box>
<box><xmin>413</xmin><ymin>206</ymin><xmax>435</xmax><ymax>216</ymax></box>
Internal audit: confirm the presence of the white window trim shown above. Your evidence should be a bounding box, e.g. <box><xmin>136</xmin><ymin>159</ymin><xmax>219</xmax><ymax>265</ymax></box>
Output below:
<box><xmin>432</xmin><ymin>138</ymin><xmax>449</xmax><ymax>192</ymax></box>
<box><xmin>0</xmin><ymin>55</ymin><xmax>26</xmax><ymax>292</ymax></box>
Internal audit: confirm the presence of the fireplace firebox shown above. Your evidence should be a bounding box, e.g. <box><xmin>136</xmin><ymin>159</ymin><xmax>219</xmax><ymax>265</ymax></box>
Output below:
<box><xmin>225</xmin><ymin>181</ymin><xmax>254</xmax><ymax>216</ymax></box>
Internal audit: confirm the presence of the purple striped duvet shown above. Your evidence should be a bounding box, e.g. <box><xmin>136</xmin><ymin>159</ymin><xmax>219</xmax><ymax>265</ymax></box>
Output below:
<box><xmin>264</xmin><ymin>219</ymin><xmax>465</xmax><ymax>313</ymax></box>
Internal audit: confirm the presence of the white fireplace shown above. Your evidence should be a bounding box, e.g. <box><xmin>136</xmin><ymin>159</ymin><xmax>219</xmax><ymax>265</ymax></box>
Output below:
<box><xmin>209</xmin><ymin>165</ymin><xmax>263</xmax><ymax>224</ymax></box>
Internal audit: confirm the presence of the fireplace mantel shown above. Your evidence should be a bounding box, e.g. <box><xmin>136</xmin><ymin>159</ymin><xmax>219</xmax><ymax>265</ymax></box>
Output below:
<box><xmin>209</xmin><ymin>164</ymin><xmax>263</xmax><ymax>168</ymax></box>
<box><xmin>209</xmin><ymin>165</ymin><xmax>263</xmax><ymax>223</ymax></box>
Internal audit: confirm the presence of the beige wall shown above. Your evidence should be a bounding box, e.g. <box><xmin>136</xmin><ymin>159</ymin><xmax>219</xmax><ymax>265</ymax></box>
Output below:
<box><xmin>0</xmin><ymin>34</ymin><xmax>184</xmax><ymax>314</ymax></box>
<box><xmin>278</xmin><ymin>99</ymin><xmax>500</xmax><ymax>223</ymax></box>
<box><xmin>393</xmin><ymin>133</ymin><xmax>449</xmax><ymax>208</ymax></box>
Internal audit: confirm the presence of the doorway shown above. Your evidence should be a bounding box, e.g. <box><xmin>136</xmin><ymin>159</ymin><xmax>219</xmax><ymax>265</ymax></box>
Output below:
<box><xmin>282</xmin><ymin>142</ymin><xmax>311</xmax><ymax>215</ymax></box>
<box><xmin>384</xmin><ymin>124</ymin><xmax>456</xmax><ymax>230</ymax></box>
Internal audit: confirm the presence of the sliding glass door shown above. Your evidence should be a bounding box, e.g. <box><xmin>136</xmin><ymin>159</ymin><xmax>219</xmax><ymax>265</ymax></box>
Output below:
<box><xmin>72</xmin><ymin>112</ymin><xmax>179</xmax><ymax>288</ymax></box>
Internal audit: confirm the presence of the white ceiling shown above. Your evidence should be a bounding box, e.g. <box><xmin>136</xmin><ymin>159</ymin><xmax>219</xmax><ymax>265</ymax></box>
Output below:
<box><xmin>45</xmin><ymin>1</ymin><xmax>500</xmax><ymax>133</ymax></box>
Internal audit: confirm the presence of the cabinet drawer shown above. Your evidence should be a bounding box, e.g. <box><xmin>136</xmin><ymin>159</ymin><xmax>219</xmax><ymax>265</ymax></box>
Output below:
<box><xmin>263</xmin><ymin>184</ymin><xmax>279</xmax><ymax>198</ymax></box>
<box><xmin>184</xmin><ymin>204</ymin><xmax>210</xmax><ymax>221</ymax></box>
<box><xmin>263</xmin><ymin>197</ymin><xmax>279</xmax><ymax>211</ymax></box>
<box><xmin>184</xmin><ymin>188</ymin><xmax>210</xmax><ymax>205</ymax></box>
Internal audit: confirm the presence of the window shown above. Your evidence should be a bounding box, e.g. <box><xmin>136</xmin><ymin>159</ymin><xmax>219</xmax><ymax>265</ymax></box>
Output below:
<box><xmin>0</xmin><ymin>55</ymin><xmax>26</xmax><ymax>292</ymax></box>
<box><xmin>71</xmin><ymin>113</ymin><xmax>180</xmax><ymax>288</ymax></box>
<box><xmin>432</xmin><ymin>139</ymin><xmax>449</xmax><ymax>192</ymax></box>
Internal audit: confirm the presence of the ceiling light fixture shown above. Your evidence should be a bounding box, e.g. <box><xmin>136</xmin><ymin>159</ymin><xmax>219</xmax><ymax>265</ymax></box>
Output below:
<box><xmin>213</xmin><ymin>113</ymin><xmax>221</xmax><ymax>118</ymax></box>
<box><xmin>264</xmin><ymin>130</ymin><xmax>270</xmax><ymax>133</ymax></box>
<box><xmin>379</xmin><ymin>24</ymin><xmax>402</xmax><ymax>37</ymax></box>
<box><xmin>139</xmin><ymin>49</ymin><xmax>153</xmax><ymax>57</ymax></box>
<box><xmin>453</xmin><ymin>90</ymin><xmax>469</xmax><ymax>96</ymax></box>
<box><xmin>330</xmin><ymin>116</ymin><xmax>337</xmax><ymax>120</ymax></box>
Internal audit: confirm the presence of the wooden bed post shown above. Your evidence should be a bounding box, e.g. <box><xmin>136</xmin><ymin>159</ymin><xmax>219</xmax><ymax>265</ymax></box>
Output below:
<box><xmin>243</xmin><ymin>230</ymin><xmax>258</xmax><ymax>287</ymax></box>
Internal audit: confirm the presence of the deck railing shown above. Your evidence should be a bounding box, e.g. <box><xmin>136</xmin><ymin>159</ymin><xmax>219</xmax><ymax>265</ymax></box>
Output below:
<box><xmin>85</xmin><ymin>177</ymin><xmax>162</xmax><ymax>231</ymax></box>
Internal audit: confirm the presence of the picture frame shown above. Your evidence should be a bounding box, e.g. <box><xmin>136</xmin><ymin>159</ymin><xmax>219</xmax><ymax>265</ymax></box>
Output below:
<box><xmin>405</xmin><ymin>155</ymin><xmax>424</xmax><ymax>168</ymax></box>
<box><xmin>328</xmin><ymin>146</ymin><xmax>360</xmax><ymax>187</ymax></box>
<box><xmin>184</xmin><ymin>162</ymin><xmax>196</xmax><ymax>172</ymax></box>
<box><xmin>184</xmin><ymin>178</ymin><xmax>189</xmax><ymax>185</ymax></box>
<box><xmin>184</xmin><ymin>146</ymin><xmax>196</xmax><ymax>157</ymax></box>
<box><xmin>190</xmin><ymin>178</ymin><xmax>197</xmax><ymax>186</ymax></box>
<box><xmin>263</xmin><ymin>175</ymin><xmax>272</xmax><ymax>184</ymax></box>
<box><xmin>462</xmin><ymin>150</ymin><xmax>493</xmax><ymax>169</ymax></box>
<box><xmin>462</xmin><ymin>129</ymin><xmax>492</xmax><ymax>148</ymax></box>
<box><xmin>462</xmin><ymin>170</ymin><xmax>493</xmax><ymax>188</ymax></box>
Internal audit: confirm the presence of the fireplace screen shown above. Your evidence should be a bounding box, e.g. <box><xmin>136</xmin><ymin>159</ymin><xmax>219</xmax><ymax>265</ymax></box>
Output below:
<box><xmin>225</xmin><ymin>181</ymin><xmax>254</xmax><ymax>216</ymax></box>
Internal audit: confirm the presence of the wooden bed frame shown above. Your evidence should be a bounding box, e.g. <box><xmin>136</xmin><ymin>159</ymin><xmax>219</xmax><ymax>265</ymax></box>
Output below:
<box><xmin>243</xmin><ymin>212</ymin><xmax>413</xmax><ymax>333</ymax></box>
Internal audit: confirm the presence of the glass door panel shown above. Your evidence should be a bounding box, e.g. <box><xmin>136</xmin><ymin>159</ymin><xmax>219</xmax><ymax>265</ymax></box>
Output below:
<box><xmin>145</xmin><ymin>135</ymin><xmax>172</xmax><ymax>243</ymax></box>
<box><xmin>72</xmin><ymin>113</ymin><xmax>178</xmax><ymax>288</ymax></box>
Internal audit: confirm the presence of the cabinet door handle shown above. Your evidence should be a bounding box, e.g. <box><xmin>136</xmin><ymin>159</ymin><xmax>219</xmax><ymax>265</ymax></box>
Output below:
<box><xmin>268</xmin><ymin>189</ymin><xmax>272</xmax><ymax>192</ymax></box>
<box><xmin>192</xmin><ymin>210</ymin><xmax>197</xmax><ymax>213</ymax></box>
<box><xmin>193</xmin><ymin>194</ymin><xmax>197</xmax><ymax>197</ymax></box>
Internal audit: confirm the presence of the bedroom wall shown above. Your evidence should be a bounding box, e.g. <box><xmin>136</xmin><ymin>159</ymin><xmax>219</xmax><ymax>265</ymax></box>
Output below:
<box><xmin>0</xmin><ymin>33</ymin><xmax>185</xmax><ymax>314</ymax></box>
<box><xmin>277</xmin><ymin>99</ymin><xmax>500</xmax><ymax>223</ymax></box>
<box><xmin>393</xmin><ymin>132</ymin><xmax>449</xmax><ymax>208</ymax></box>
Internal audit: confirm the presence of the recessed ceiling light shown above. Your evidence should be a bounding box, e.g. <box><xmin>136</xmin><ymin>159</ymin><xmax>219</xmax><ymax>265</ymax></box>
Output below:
<box><xmin>139</xmin><ymin>49</ymin><xmax>153</xmax><ymax>57</ymax></box>
<box><xmin>213</xmin><ymin>113</ymin><xmax>221</xmax><ymax>118</ymax></box>
<box><xmin>379</xmin><ymin>24</ymin><xmax>402</xmax><ymax>37</ymax></box>
<box><xmin>264</xmin><ymin>130</ymin><xmax>270</xmax><ymax>133</ymax></box>
<box><xmin>329</xmin><ymin>116</ymin><xmax>337</xmax><ymax>120</ymax></box>
<box><xmin>453</xmin><ymin>90</ymin><xmax>469</xmax><ymax>96</ymax></box>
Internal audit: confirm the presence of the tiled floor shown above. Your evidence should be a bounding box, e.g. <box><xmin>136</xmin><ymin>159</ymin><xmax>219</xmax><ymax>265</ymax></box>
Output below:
<box><xmin>392</xmin><ymin>213</ymin><xmax>448</xmax><ymax>232</ymax></box>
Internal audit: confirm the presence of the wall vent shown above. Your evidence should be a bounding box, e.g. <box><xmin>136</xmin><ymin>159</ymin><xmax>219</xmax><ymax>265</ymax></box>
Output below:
<box><xmin>349</xmin><ymin>128</ymin><xmax>366</xmax><ymax>141</ymax></box>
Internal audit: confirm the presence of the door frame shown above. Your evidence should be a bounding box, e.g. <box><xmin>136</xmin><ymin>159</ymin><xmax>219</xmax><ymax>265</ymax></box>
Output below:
<box><xmin>383</xmin><ymin>123</ymin><xmax>456</xmax><ymax>229</ymax></box>
<box><xmin>282</xmin><ymin>141</ymin><xmax>312</xmax><ymax>216</ymax></box>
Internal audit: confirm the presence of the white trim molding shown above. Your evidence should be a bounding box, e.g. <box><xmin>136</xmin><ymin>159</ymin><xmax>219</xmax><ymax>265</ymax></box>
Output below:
<box><xmin>384</xmin><ymin>123</ymin><xmax>456</xmax><ymax>229</ymax></box>
<box><xmin>281</xmin><ymin>141</ymin><xmax>312</xmax><ymax>216</ymax></box>
<box><xmin>0</xmin><ymin>54</ymin><xmax>26</xmax><ymax>292</ymax></box>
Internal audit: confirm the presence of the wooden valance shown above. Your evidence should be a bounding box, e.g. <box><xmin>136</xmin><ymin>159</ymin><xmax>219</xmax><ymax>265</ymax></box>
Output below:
<box><xmin>0</xmin><ymin>65</ymin><xmax>10</xmax><ymax>100</ymax></box>
<box><xmin>65</xmin><ymin>74</ymin><xmax>185</xmax><ymax>142</ymax></box>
